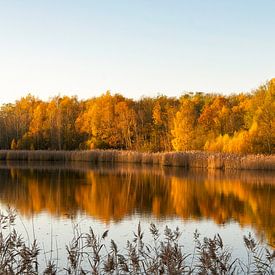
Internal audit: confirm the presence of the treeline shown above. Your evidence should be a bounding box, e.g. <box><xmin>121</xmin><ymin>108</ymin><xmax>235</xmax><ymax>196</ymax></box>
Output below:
<box><xmin>0</xmin><ymin>79</ymin><xmax>274</xmax><ymax>154</ymax></box>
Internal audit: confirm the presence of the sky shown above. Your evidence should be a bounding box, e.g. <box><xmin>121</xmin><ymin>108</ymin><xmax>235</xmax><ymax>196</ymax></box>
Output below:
<box><xmin>0</xmin><ymin>0</ymin><xmax>275</xmax><ymax>104</ymax></box>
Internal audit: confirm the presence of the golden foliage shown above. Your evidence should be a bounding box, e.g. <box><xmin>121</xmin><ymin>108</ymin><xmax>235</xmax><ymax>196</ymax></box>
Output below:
<box><xmin>0</xmin><ymin>79</ymin><xmax>274</xmax><ymax>153</ymax></box>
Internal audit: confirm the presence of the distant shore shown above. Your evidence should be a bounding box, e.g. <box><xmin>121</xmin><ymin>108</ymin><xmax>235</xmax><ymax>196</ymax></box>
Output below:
<box><xmin>0</xmin><ymin>150</ymin><xmax>274</xmax><ymax>170</ymax></box>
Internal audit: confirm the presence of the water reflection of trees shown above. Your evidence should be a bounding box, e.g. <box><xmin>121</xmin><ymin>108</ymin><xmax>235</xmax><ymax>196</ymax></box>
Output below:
<box><xmin>0</xmin><ymin>162</ymin><xmax>274</xmax><ymax>245</ymax></box>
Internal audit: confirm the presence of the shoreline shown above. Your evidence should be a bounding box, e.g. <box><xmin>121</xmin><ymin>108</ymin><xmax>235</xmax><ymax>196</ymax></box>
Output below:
<box><xmin>0</xmin><ymin>150</ymin><xmax>274</xmax><ymax>170</ymax></box>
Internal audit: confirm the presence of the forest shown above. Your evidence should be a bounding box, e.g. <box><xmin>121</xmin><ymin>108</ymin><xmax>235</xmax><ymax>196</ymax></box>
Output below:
<box><xmin>0</xmin><ymin>79</ymin><xmax>274</xmax><ymax>154</ymax></box>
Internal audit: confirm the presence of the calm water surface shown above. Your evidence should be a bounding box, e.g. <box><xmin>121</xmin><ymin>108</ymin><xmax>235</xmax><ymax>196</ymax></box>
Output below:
<box><xmin>0</xmin><ymin>161</ymin><xmax>274</xmax><ymax>267</ymax></box>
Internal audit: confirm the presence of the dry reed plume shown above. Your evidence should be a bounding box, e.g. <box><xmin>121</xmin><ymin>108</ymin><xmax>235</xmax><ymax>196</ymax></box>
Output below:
<box><xmin>0</xmin><ymin>209</ymin><xmax>274</xmax><ymax>274</ymax></box>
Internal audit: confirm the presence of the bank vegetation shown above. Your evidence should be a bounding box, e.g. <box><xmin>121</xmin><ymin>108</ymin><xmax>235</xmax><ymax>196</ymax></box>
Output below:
<box><xmin>0</xmin><ymin>150</ymin><xmax>274</xmax><ymax>170</ymax></box>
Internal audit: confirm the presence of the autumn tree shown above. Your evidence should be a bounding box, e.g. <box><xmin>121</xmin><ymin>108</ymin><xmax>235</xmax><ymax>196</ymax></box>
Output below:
<box><xmin>172</xmin><ymin>94</ymin><xmax>205</xmax><ymax>151</ymax></box>
<box><xmin>152</xmin><ymin>96</ymin><xmax>179</xmax><ymax>151</ymax></box>
<box><xmin>76</xmin><ymin>92</ymin><xmax>132</xmax><ymax>149</ymax></box>
<box><xmin>133</xmin><ymin>97</ymin><xmax>156</xmax><ymax>151</ymax></box>
<box><xmin>0</xmin><ymin>104</ymin><xmax>17</xmax><ymax>149</ymax></box>
<box><xmin>247</xmin><ymin>80</ymin><xmax>275</xmax><ymax>153</ymax></box>
<box><xmin>114</xmin><ymin>100</ymin><xmax>137</xmax><ymax>149</ymax></box>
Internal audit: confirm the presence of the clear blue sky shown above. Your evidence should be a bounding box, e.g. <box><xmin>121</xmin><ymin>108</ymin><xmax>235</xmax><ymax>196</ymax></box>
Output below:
<box><xmin>0</xmin><ymin>0</ymin><xmax>274</xmax><ymax>103</ymax></box>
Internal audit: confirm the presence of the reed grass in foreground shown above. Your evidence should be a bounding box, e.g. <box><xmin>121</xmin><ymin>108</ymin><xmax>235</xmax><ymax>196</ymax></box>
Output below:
<box><xmin>0</xmin><ymin>150</ymin><xmax>274</xmax><ymax>170</ymax></box>
<box><xmin>0</xmin><ymin>209</ymin><xmax>274</xmax><ymax>274</ymax></box>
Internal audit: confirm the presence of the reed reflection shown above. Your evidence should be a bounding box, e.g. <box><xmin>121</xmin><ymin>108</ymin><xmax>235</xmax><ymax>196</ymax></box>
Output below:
<box><xmin>0</xmin><ymin>162</ymin><xmax>274</xmax><ymax>245</ymax></box>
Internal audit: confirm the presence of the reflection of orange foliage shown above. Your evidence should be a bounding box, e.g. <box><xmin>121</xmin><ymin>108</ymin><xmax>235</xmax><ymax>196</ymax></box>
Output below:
<box><xmin>74</xmin><ymin>171</ymin><xmax>138</xmax><ymax>222</ymax></box>
<box><xmin>169</xmin><ymin>174</ymin><xmax>274</xmax><ymax>245</ymax></box>
<box><xmin>74</xmin><ymin>170</ymin><xmax>174</xmax><ymax>222</ymax></box>
<box><xmin>0</xmin><ymin>166</ymin><xmax>274</xmax><ymax>245</ymax></box>
<box><xmin>152</xmin><ymin>197</ymin><xmax>161</xmax><ymax>217</ymax></box>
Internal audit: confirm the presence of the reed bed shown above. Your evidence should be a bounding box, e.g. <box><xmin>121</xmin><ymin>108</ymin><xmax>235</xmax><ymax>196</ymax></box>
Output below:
<box><xmin>0</xmin><ymin>209</ymin><xmax>274</xmax><ymax>274</ymax></box>
<box><xmin>0</xmin><ymin>150</ymin><xmax>274</xmax><ymax>170</ymax></box>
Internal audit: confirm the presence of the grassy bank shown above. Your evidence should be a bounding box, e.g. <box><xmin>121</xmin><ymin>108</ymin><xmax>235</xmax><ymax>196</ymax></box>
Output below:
<box><xmin>0</xmin><ymin>150</ymin><xmax>274</xmax><ymax>170</ymax></box>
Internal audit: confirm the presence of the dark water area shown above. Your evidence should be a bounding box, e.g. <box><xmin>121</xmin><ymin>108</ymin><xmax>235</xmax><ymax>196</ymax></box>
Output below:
<box><xmin>0</xmin><ymin>161</ymin><xmax>274</xmax><ymax>267</ymax></box>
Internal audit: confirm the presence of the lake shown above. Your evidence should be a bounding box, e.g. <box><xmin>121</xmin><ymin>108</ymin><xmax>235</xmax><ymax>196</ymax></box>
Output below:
<box><xmin>0</xmin><ymin>161</ymin><xmax>274</xmax><ymax>270</ymax></box>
